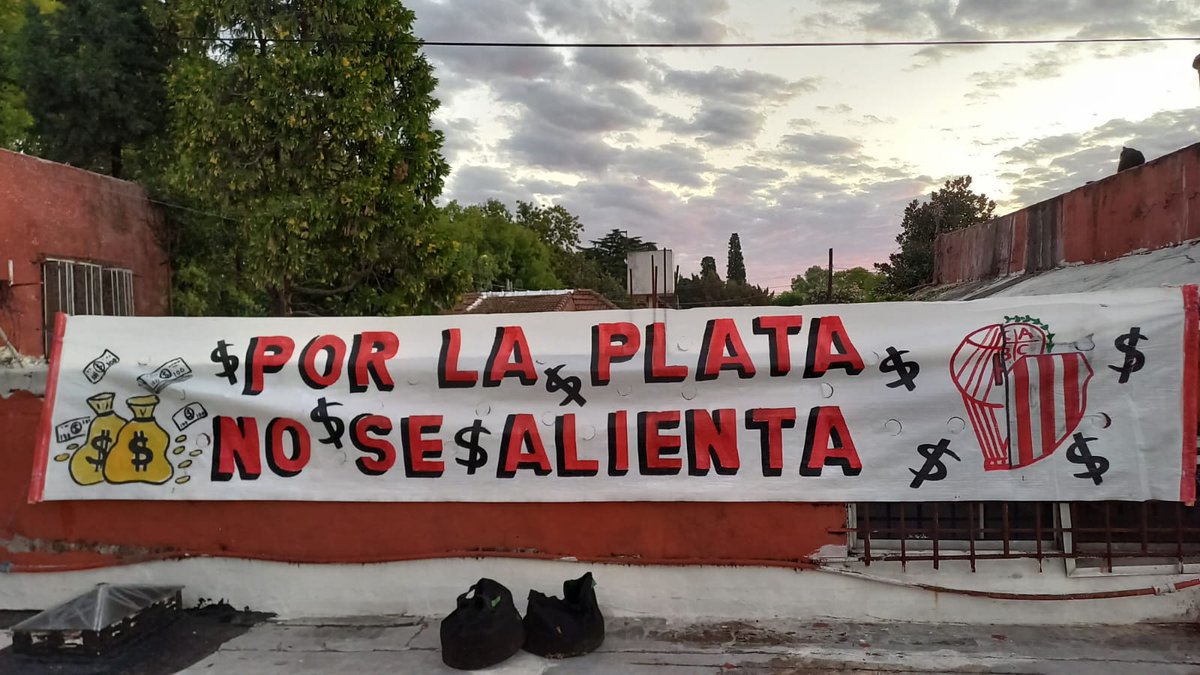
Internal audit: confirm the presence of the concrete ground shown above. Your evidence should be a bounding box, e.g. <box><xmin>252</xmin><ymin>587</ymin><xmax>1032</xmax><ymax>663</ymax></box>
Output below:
<box><xmin>171</xmin><ymin>616</ymin><xmax>1200</xmax><ymax>674</ymax></box>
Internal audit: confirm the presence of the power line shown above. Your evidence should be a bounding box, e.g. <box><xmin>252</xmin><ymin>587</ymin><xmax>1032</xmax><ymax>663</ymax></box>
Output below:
<box><xmin>168</xmin><ymin>35</ymin><xmax>1200</xmax><ymax>49</ymax></box>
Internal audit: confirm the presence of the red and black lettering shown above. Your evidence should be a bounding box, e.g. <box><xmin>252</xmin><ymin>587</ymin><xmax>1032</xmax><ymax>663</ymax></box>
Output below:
<box><xmin>497</xmin><ymin>413</ymin><xmax>552</xmax><ymax>477</ymax></box>
<box><xmin>401</xmin><ymin>415</ymin><xmax>444</xmax><ymax>478</ymax></box>
<box><xmin>484</xmin><ymin>326</ymin><xmax>538</xmax><ymax>387</ymax></box>
<box><xmin>591</xmin><ymin>322</ymin><xmax>640</xmax><ymax>386</ymax></box>
<box><xmin>745</xmin><ymin>408</ymin><xmax>796</xmax><ymax>477</ymax></box>
<box><xmin>804</xmin><ymin>317</ymin><xmax>865</xmax><ymax>378</ymax></box>
<box><xmin>800</xmin><ymin>406</ymin><xmax>862</xmax><ymax>476</ymax></box>
<box><xmin>637</xmin><ymin>411</ymin><xmax>682</xmax><ymax>475</ymax></box>
<box><xmin>644</xmin><ymin>322</ymin><xmax>688</xmax><ymax>382</ymax></box>
<box><xmin>697</xmin><ymin>318</ymin><xmax>756</xmax><ymax>381</ymax></box>
<box><xmin>243</xmin><ymin>336</ymin><xmax>295</xmax><ymax>396</ymax></box>
<box><xmin>349</xmin><ymin>331</ymin><xmax>399</xmax><ymax>393</ymax></box>
<box><xmin>556</xmin><ymin>414</ymin><xmax>599</xmax><ymax>477</ymax></box>
<box><xmin>351</xmin><ymin>413</ymin><xmax>395</xmax><ymax>476</ymax></box>
<box><xmin>264</xmin><ymin>417</ymin><xmax>311</xmax><ymax>478</ymax></box>
<box><xmin>607</xmin><ymin>410</ymin><xmax>629</xmax><ymax>476</ymax></box>
<box><xmin>211</xmin><ymin>416</ymin><xmax>262</xmax><ymax>481</ymax></box>
<box><xmin>299</xmin><ymin>335</ymin><xmax>346</xmax><ymax>389</ymax></box>
<box><xmin>685</xmin><ymin>408</ymin><xmax>739</xmax><ymax>476</ymax></box>
<box><xmin>438</xmin><ymin>328</ymin><xmax>478</xmax><ymax>388</ymax></box>
<box><xmin>752</xmin><ymin>315</ymin><xmax>804</xmax><ymax>377</ymax></box>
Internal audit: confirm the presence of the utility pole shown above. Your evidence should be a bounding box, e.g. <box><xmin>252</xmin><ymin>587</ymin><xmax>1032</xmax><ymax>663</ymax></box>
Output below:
<box><xmin>826</xmin><ymin>248</ymin><xmax>834</xmax><ymax>303</ymax></box>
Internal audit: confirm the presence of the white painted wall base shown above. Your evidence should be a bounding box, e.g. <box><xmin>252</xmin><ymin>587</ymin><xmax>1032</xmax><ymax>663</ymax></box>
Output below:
<box><xmin>2</xmin><ymin>557</ymin><xmax>1198</xmax><ymax>625</ymax></box>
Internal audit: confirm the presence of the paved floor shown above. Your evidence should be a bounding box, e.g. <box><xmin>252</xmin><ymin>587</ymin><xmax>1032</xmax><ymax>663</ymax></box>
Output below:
<box><xmin>173</xmin><ymin>616</ymin><xmax>1200</xmax><ymax>674</ymax></box>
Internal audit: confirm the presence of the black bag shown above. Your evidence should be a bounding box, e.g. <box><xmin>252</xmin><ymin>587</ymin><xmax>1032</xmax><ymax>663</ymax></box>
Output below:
<box><xmin>440</xmin><ymin>578</ymin><xmax>526</xmax><ymax>670</ymax></box>
<box><xmin>523</xmin><ymin>572</ymin><xmax>605</xmax><ymax>658</ymax></box>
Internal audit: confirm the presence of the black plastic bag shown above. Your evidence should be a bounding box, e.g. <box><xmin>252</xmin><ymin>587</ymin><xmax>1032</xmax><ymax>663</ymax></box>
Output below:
<box><xmin>440</xmin><ymin>578</ymin><xmax>526</xmax><ymax>670</ymax></box>
<box><xmin>523</xmin><ymin>572</ymin><xmax>605</xmax><ymax>658</ymax></box>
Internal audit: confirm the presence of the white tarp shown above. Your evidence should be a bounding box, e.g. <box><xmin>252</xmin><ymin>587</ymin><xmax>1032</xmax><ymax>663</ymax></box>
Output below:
<box><xmin>30</xmin><ymin>286</ymin><xmax>1198</xmax><ymax>503</ymax></box>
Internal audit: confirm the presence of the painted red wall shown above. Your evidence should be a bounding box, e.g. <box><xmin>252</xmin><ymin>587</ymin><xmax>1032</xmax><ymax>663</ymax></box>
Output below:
<box><xmin>0</xmin><ymin>151</ymin><xmax>843</xmax><ymax>574</ymax></box>
<box><xmin>0</xmin><ymin>149</ymin><xmax>170</xmax><ymax>357</ymax></box>
<box><xmin>934</xmin><ymin>143</ymin><xmax>1200</xmax><ymax>285</ymax></box>
<box><xmin>1</xmin><ymin>392</ymin><xmax>844</xmax><ymax>572</ymax></box>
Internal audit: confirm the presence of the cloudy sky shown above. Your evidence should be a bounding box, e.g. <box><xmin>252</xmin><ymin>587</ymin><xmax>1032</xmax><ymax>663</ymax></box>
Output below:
<box><xmin>409</xmin><ymin>0</ymin><xmax>1200</xmax><ymax>290</ymax></box>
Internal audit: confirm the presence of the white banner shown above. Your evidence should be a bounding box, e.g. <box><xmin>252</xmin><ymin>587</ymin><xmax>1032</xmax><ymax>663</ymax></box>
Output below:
<box><xmin>31</xmin><ymin>286</ymin><xmax>1198</xmax><ymax>503</ymax></box>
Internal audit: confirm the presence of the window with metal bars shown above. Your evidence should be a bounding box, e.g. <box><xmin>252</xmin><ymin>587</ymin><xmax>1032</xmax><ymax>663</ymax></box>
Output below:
<box><xmin>42</xmin><ymin>258</ymin><xmax>135</xmax><ymax>353</ymax></box>
<box><xmin>849</xmin><ymin>501</ymin><xmax>1200</xmax><ymax>573</ymax></box>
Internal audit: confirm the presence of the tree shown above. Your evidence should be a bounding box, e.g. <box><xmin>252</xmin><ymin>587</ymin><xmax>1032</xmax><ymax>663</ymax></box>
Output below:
<box><xmin>18</xmin><ymin>0</ymin><xmax>172</xmax><ymax>176</ymax></box>
<box><xmin>0</xmin><ymin>0</ymin><xmax>55</xmax><ymax>148</ymax></box>
<box><xmin>677</xmin><ymin>255</ymin><xmax>771</xmax><ymax>308</ymax></box>
<box><xmin>877</xmin><ymin>176</ymin><xmax>996</xmax><ymax>293</ymax></box>
<box><xmin>773</xmin><ymin>265</ymin><xmax>889</xmax><ymax>306</ymax></box>
<box><xmin>515</xmin><ymin>201</ymin><xmax>582</xmax><ymax>253</ymax></box>
<box><xmin>582</xmin><ymin>229</ymin><xmax>657</xmax><ymax>282</ymax></box>
<box><xmin>434</xmin><ymin>200</ymin><xmax>560</xmax><ymax>292</ymax></box>
<box><xmin>163</xmin><ymin>0</ymin><xmax>454</xmax><ymax>316</ymax></box>
<box><xmin>726</xmin><ymin>233</ymin><xmax>746</xmax><ymax>284</ymax></box>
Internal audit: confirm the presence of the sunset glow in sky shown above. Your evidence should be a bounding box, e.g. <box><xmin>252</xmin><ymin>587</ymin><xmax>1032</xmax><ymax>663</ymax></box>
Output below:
<box><xmin>411</xmin><ymin>0</ymin><xmax>1200</xmax><ymax>289</ymax></box>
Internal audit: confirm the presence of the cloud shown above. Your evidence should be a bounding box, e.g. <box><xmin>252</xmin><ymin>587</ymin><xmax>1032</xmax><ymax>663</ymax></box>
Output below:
<box><xmin>661</xmin><ymin>66</ymin><xmax>820</xmax><ymax>106</ymax></box>
<box><xmin>447</xmin><ymin>166</ymin><xmax>524</xmax><ymax>204</ymax></box>
<box><xmin>504</xmin><ymin>117</ymin><xmax>620</xmax><ymax>173</ymax></box>
<box><xmin>995</xmin><ymin>108</ymin><xmax>1200</xmax><ymax>205</ymax></box>
<box><xmin>664</xmin><ymin>103</ymin><xmax>765</xmax><ymax>147</ymax></box>
<box><xmin>614</xmin><ymin>144</ymin><xmax>713</xmax><ymax>188</ymax></box>
<box><xmin>641</xmin><ymin>0</ymin><xmax>730</xmax><ymax>42</ymax></box>
<box><xmin>572</xmin><ymin>48</ymin><xmax>650</xmax><ymax>81</ymax></box>
<box><xmin>501</xmin><ymin>80</ymin><xmax>658</xmax><ymax>134</ymax></box>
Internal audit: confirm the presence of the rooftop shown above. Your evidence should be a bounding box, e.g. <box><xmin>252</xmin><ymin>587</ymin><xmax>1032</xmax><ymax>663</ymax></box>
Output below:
<box><xmin>449</xmin><ymin>289</ymin><xmax>618</xmax><ymax>314</ymax></box>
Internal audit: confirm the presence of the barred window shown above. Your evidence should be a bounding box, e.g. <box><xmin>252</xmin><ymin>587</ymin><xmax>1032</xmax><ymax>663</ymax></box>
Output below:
<box><xmin>850</xmin><ymin>500</ymin><xmax>1200</xmax><ymax>573</ymax></box>
<box><xmin>42</xmin><ymin>258</ymin><xmax>134</xmax><ymax>353</ymax></box>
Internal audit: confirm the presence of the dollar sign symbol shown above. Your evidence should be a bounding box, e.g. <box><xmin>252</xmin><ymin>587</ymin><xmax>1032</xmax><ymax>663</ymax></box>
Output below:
<box><xmin>454</xmin><ymin>420</ymin><xmax>491</xmax><ymax>475</ymax></box>
<box><xmin>1108</xmin><ymin>327</ymin><xmax>1147</xmax><ymax>384</ymax></box>
<box><xmin>129</xmin><ymin>431</ymin><xmax>152</xmax><ymax>472</ymax></box>
<box><xmin>879</xmin><ymin>346</ymin><xmax>920</xmax><ymax>391</ymax></box>
<box><xmin>1065</xmin><ymin>433</ymin><xmax>1109</xmax><ymax>485</ymax></box>
<box><xmin>87</xmin><ymin>429</ymin><xmax>112</xmax><ymax>471</ymax></box>
<box><xmin>908</xmin><ymin>438</ymin><xmax>960</xmax><ymax>488</ymax></box>
<box><xmin>210</xmin><ymin>339</ymin><xmax>240</xmax><ymax>385</ymax></box>
<box><xmin>309</xmin><ymin>397</ymin><xmax>346</xmax><ymax>448</ymax></box>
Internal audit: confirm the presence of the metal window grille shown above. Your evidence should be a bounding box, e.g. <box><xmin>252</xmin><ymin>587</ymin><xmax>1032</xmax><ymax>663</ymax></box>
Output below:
<box><xmin>43</xmin><ymin>259</ymin><xmax>135</xmax><ymax>353</ymax></box>
<box><xmin>848</xmin><ymin>501</ymin><xmax>1200</xmax><ymax>572</ymax></box>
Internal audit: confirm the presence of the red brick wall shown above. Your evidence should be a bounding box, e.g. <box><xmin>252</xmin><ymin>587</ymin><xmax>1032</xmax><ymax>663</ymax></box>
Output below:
<box><xmin>934</xmin><ymin>143</ymin><xmax>1200</xmax><ymax>285</ymax></box>
<box><xmin>0</xmin><ymin>150</ymin><xmax>170</xmax><ymax>356</ymax></box>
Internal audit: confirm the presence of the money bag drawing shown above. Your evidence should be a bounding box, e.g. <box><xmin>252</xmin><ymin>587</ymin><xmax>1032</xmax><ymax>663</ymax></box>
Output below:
<box><xmin>104</xmin><ymin>394</ymin><xmax>174</xmax><ymax>484</ymax></box>
<box><xmin>950</xmin><ymin>319</ymin><xmax>1093</xmax><ymax>471</ymax></box>
<box><xmin>70</xmin><ymin>393</ymin><xmax>127</xmax><ymax>485</ymax></box>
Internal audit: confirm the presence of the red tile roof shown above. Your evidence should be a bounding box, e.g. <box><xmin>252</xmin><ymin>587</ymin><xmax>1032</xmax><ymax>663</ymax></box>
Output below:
<box><xmin>449</xmin><ymin>289</ymin><xmax>618</xmax><ymax>315</ymax></box>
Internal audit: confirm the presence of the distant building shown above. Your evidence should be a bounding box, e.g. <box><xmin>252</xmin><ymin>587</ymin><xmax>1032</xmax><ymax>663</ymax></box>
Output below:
<box><xmin>449</xmin><ymin>289</ymin><xmax>618</xmax><ymax>314</ymax></box>
<box><xmin>0</xmin><ymin>149</ymin><xmax>169</xmax><ymax>359</ymax></box>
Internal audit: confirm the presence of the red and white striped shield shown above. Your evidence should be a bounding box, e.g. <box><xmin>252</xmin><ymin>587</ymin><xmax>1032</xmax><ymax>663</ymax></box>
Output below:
<box><xmin>950</xmin><ymin>322</ymin><xmax>1093</xmax><ymax>471</ymax></box>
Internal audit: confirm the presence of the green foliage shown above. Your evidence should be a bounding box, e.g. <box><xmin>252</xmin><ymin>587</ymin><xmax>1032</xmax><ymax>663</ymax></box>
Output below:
<box><xmin>162</xmin><ymin>0</ymin><xmax>454</xmax><ymax>316</ymax></box>
<box><xmin>0</xmin><ymin>0</ymin><xmax>57</xmax><ymax>149</ymax></box>
<box><xmin>434</xmin><ymin>200</ymin><xmax>560</xmax><ymax>292</ymax></box>
<box><xmin>772</xmin><ymin>265</ymin><xmax>891</xmax><ymax>306</ymax></box>
<box><xmin>876</xmin><ymin>176</ymin><xmax>996</xmax><ymax>293</ymax></box>
<box><xmin>726</xmin><ymin>233</ymin><xmax>746</xmax><ymax>284</ymax></box>
<box><xmin>676</xmin><ymin>242</ymin><xmax>770</xmax><ymax>308</ymax></box>
<box><xmin>18</xmin><ymin>0</ymin><xmax>171</xmax><ymax>177</ymax></box>
<box><xmin>582</xmin><ymin>229</ymin><xmax>657</xmax><ymax>282</ymax></box>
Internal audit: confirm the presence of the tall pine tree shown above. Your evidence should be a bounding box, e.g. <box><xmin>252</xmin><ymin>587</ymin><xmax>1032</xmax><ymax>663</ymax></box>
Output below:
<box><xmin>726</xmin><ymin>233</ymin><xmax>746</xmax><ymax>284</ymax></box>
